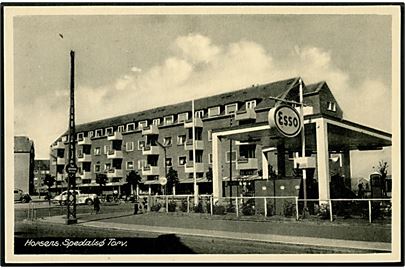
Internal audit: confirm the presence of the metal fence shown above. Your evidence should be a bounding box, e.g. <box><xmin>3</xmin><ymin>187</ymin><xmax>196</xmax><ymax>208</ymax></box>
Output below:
<box><xmin>20</xmin><ymin>196</ymin><xmax>392</xmax><ymax>224</ymax></box>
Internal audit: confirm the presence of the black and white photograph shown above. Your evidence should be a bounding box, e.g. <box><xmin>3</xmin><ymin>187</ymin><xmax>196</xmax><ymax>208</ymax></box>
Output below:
<box><xmin>2</xmin><ymin>3</ymin><xmax>402</xmax><ymax>265</ymax></box>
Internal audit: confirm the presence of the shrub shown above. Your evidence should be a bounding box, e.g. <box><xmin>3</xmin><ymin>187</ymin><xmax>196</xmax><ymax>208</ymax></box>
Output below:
<box><xmin>283</xmin><ymin>201</ymin><xmax>296</xmax><ymax>217</ymax></box>
<box><xmin>318</xmin><ymin>203</ymin><xmax>330</xmax><ymax>220</ymax></box>
<box><xmin>242</xmin><ymin>205</ymin><xmax>255</xmax><ymax>216</ymax></box>
<box><xmin>226</xmin><ymin>204</ymin><xmax>236</xmax><ymax>213</ymax></box>
<box><xmin>193</xmin><ymin>202</ymin><xmax>204</xmax><ymax>213</ymax></box>
<box><xmin>213</xmin><ymin>205</ymin><xmax>226</xmax><ymax>215</ymax></box>
<box><xmin>180</xmin><ymin>199</ymin><xmax>188</xmax><ymax>212</ymax></box>
<box><xmin>266</xmin><ymin>203</ymin><xmax>274</xmax><ymax>217</ymax></box>
<box><xmin>168</xmin><ymin>201</ymin><xmax>177</xmax><ymax>212</ymax></box>
<box><xmin>151</xmin><ymin>203</ymin><xmax>161</xmax><ymax>212</ymax></box>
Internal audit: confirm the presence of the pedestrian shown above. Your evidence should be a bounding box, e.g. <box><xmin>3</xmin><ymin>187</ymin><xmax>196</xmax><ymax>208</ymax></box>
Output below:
<box><xmin>93</xmin><ymin>195</ymin><xmax>100</xmax><ymax>214</ymax></box>
<box><xmin>133</xmin><ymin>196</ymin><xmax>139</xmax><ymax>215</ymax></box>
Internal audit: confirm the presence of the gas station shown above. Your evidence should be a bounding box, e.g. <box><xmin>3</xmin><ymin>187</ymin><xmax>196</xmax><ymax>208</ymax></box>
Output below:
<box><xmin>211</xmin><ymin>79</ymin><xmax>392</xmax><ymax>208</ymax></box>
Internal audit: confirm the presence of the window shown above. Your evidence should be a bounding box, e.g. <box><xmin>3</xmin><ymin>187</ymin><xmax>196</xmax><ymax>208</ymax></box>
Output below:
<box><xmin>226</xmin><ymin>151</ymin><xmax>237</xmax><ymax>163</ymax></box>
<box><xmin>208</xmin><ymin>106</ymin><xmax>220</xmax><ymax>117</ymax></box>
<box><xmin>104</xmin><ymin>145</ymin><xmax>110</xmax><ymax>155</ymax></box>
<box><xmin>138</xmin><ymin>140</ymin><xmax>145</xmax><ymax>150</ymax></box>
<box><xmin>77</xmin><ymin>148</ymin><xmax>83</xmax><ymax>157</ymax></box>
<box><xmin>94</xmin><ymin>164</ymin><xmax>101</xmax><ymax>173</ymax></box>
<box><xmin>152</xmin><ymin>118</ymin><xmax>160</xmax><ymax>126</ymax></box>
<box><xmin>327</xmin><ymin>101</ymin><xmax>336</xmax><ymax>112</ymax></box>
<box><xmin>104</xmin><ymin>163</ymin><xmax>111</xmax><ymax>171</ymax></box>
<box><xmin>138</xmin><ymin>160</ymin><xmax>147</xmax><ymax>169</ymax></box>
<box><xmin>246</xmin><ymin>100</ymin><xmax>257</xmax><ymax>109</ymax></box>
<box><xmin>62</xmin><ymin>135</ymin><xmax>68</xmax><ymax>142</ymax></box>
<box><xmin>126</xmin><ymin>142</ymin><xmax>134</xmax><ymax>152</ymax></box>
<box><xmin>166</xmin><ymin>158</ymin><xmax>172</xmax><ymax>167</ymax></box>
<box><xmin>178</xmin><ymin>156</ymin><xmax>187</xmax><ymax>166</ymax></box>
<box><xmin>118</xmin><ymin>125</ymin><xmax>125</xmax><ymax>133</ymax></box>
<box><xmin>208</xmin><ymin>130</ymin><xmax>212</xmax><ymax>141</ymax></box>
<box><xmin>163</xmin><ymin>137</ymin><xmax>172</xmax><ymax>146</ymax></box>
<box><xmin>77</xmin><ymin>133</ymin><xmax>84</xmax><ymax>141</ymax></box>
<box><xmin>178</xmin><ymin>112</ymin><xmax>189</xmax><ymax>123</ymax></box>
<box><xmin>208</xmin><ymin>153</ymin><xmax>213</xmax><ymax>164</ymax></box>
<box><xmin>177</xmin><ymin>135</ymin><xmax>186</xmax><ymax>145</ymax></box>
<box><xmin>138</xmin><ymin>120</ymin><xmax>148</xmax><ymax>129</ymax></box>
<box><xmin>164</xmin><ymin>115</ymin><xmax>174</xmax><ymax>125</ymax></box>
<box><xmin>126</xmin><ymin>161</ymin><xmax>134</xmax><ymax>170</ymax></box>
<box><xmin>225</xmin><ymin>103</ymin><xmax>238</xmax><ymax>115</ymax></box>
<box><xmin>94</xmin><ymin>147</ymin><xmax>101</xmax><ymax>156</ymax></box>
<box><xmin>88</xmin><ymin>131</ymin><xmax>94</xmax><ymax>138</ymax></box>
<box><xmin>105</xmin><ymin>127</ymin><xmax>113</xmax><ymax>136</ymax></box>
<box><xmin>126</xmin><ymin>123</ymin><xmax>135</xmax><ymax>132</ymax></box>
<box><xmin>95</xmin><ymin>129</ymin><xmax>103</xmax><ymax>137</ymax></box>
<box><xmin>195</xmin><ymin>110</ymin><xmax>204</xmax><ymax>119</ymax></box>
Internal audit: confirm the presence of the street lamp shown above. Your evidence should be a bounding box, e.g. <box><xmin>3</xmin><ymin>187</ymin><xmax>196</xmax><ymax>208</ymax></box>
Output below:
<box><xmin>156</xmin><ymin>140</ymin><xmax>168</xmax><ymax>195</ymax></box>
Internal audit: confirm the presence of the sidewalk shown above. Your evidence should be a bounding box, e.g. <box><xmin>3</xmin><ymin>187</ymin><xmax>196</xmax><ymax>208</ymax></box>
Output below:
<box><xmin>37</xmin><ymin>211</ymin><xmax>391</xmax><ymax>253</ymax></box>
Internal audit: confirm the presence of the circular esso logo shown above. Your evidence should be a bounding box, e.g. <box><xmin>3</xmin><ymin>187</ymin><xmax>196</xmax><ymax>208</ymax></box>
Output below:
<box><xmin>268</xmin><ymin>105</ymin><xmax>302</xmax><ymax>137</ymax></box>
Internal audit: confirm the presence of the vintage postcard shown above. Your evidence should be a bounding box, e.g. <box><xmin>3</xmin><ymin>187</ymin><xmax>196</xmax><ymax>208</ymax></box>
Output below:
<box><xmin>2</xmin><ymin>3</ymin><xmax>402</xmax><ymax>265</ymax></box>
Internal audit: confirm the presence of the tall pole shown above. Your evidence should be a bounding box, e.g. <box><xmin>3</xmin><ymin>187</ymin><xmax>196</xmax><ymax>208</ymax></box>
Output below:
<box><xmin>66</xmin><ymin>50</ymin><xmax>78</xmax><ymax>224</ymax></box>
<box><xmin>229</xmin><ymin>117</ymin><xmax>233</xmax><ymax>199</ymax></box>
<box><xmin>192</xmin><ymin>100</ymin><xmax>198</xmax><ymax>205</ymax></box>
<box><xmin>299</xmin><ymin>78</ymin><xmax>308</xmax><ymax>210</ymax></box>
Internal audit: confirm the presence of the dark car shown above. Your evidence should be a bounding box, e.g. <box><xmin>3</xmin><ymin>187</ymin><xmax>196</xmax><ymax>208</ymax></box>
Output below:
<box><xmin>14</xmin><ymin>189</ymin><xmax>31</xmax><ymax>203</ymax></box>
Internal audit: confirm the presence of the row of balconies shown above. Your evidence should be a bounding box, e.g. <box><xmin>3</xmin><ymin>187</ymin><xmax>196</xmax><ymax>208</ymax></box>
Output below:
<box><xmin>54</xmin><ymin>158</ymin><xmax>259</xmax><ymax>182</ymax></box>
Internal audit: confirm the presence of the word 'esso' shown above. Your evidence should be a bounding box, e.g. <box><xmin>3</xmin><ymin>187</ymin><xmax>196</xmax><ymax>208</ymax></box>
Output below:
<box><xmin>268</xmin><ymin>105</ymin><xmax>302</xmax><ymax>137</ymax></box>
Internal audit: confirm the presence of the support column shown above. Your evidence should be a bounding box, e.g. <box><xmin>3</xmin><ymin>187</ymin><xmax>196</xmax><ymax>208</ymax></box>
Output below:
<box><xmin>148</xmin><ymin>186</ymin><xmax>151</xmax><ymax>195</ymax></box>
<box><xmin>316</xmin><ymin>119</ymin><xmax>330</xmax><ymax>202</ymax></box>
<box><xmin>342</xmin><ymin>149</ymin><xmax>351</xmax><ymax>188</ymax></box>
<box><xmin>277</xmin><ymin>141</ymin><xmax>286</xmax><ymax>177</ymax></box>
<box><xmin>262</xmin><ymin>151</ymin><xmax>269</xmax><ymax>180</ymax></box>
<box><xmin>212</xmin><ymin>134</ymin><xmax>223</xmax><ymax>201</ymax></box>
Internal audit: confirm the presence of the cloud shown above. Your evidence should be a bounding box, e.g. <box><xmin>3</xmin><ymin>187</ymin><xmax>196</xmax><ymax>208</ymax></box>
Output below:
<box><xmin>17</xmin><ymin>33</ymin><xmax>391</xmax><ymax>161</ymax></box>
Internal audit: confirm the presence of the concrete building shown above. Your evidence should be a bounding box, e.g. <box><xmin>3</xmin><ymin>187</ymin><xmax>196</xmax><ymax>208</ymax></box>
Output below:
<box><xmin>49</xmin><ymin>77</ymin><xmax>391</xmax><ymax>201</ymax></box>
<box><xmin>14</xmin><ymin>136</ymin><xmax>35</xmax><ymax>194</ymax></box>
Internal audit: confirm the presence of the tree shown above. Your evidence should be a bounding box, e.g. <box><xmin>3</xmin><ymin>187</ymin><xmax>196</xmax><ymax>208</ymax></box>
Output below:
<box><xmin>43</xmin><ymin>174</ymin><xmax>56</xmax><ymax>204</ymax></box>
<box><xmin>374</xmin><ymin>160</ymin><xmax>389</xmax><ymax>197</ymax></box>
<box><xmin>166</xmin><ymin>167</ymin><xmax>179</xmax><ymax>195</ymax></box>
<box><xmin>95</xmin><ymin>173</ymin><xmax>108</xmax><ymax>195</ymax></box>
<box><xmin>126</xmin><ymin>170</ymin><xmax>142</xmax><ymax>196</ymax></box>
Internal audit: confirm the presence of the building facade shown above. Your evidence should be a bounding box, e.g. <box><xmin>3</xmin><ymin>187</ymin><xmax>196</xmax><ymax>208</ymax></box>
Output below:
<box><xmin>49</xmin><ymin>77</ymin><xmax>391</xmax><ymax>199</ymax></box>
<box><xmin>14</xmin><ymin>136</ymin><xmax>35</xmax><ymax>194</ymax></box>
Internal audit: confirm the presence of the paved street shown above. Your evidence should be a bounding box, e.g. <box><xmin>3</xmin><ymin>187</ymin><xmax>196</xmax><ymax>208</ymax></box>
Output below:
<box><xmin>14</xmin><ymin>202</ymin><xmax>391</xmax><ymax>254</ymax></box>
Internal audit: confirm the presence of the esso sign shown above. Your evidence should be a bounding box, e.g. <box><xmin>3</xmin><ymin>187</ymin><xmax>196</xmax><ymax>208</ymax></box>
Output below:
<box><xmin>268</xmin><ymin>105</ymin><xmax>302</xmax><ymax>137</ymax></box>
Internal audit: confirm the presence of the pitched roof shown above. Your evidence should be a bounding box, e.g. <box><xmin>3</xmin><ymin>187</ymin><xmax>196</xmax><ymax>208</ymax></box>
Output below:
<box><xmin>14</xmin><ymin>136</ymin><xmax>34</xmax><ymax>153</ymax></box>
<box><xmin>60</xmin><ymin>77</ymin><xmax>305</xmax><ymax>136</ymax></box>
<box><xmin>305</xmin><ymin>81</ymin><xmax>326</xmax><ymax>95</ymax></box>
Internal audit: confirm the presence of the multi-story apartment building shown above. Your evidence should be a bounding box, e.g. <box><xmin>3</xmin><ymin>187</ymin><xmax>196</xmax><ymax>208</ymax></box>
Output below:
<box><xmin>49</xmin><ymin>77</ymin><xmax>391</xmax><ymax>199</ymax></box>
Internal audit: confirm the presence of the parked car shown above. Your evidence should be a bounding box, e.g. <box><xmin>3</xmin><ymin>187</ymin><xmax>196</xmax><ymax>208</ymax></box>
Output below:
<box><xmin>14</xmin><ymin>189</ymin><xmax>31</xmax><ymax>203</ymax></box>
<box><xmin>53</xmin><ymin>190</ymin><xmax>97</xmax><ymax>205</ymax></box>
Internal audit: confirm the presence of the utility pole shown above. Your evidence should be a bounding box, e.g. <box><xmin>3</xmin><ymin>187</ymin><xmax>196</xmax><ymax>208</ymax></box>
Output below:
<box><xmin>229</xmin><ymin>116</ymin><xmax>233</xmax><ymax>200</ymax></box>
<box><xmin>192</xmin><ymin>100</ymin><xmax>198</xmax><ymax>205</ymax></box>
<box><xmin>299</xmin><ymin>78</ymin><xmax>308</xmax><ymax>211</ymax></box>
<box><xmin>65</xmin><ymin>50</ymin><xmax>78</xmax><ymax>225</ymax></box>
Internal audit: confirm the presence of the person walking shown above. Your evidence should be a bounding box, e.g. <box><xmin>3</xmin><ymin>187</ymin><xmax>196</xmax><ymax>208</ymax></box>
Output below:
<box><xmin>93</xmin><ymin>195</ymin><xmax>101</xmax><ymax>214</ymax></box>
<box><xmin>133</xmin><ymin>196</ymin><xmax>139</xmax><ymax>215</ymax></box>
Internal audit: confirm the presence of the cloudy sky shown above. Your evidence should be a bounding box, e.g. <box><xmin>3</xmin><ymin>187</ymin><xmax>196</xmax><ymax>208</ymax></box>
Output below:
<box><xmin>13</xmin><ymin>13</ymin><xmax>393</xmax><ymax>177</ymax></box>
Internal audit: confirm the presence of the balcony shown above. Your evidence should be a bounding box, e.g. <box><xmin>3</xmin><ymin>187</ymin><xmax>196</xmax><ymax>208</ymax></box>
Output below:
<box><xmin>184</xmin><ymin>118</ymin><xmax>203</xmax><ymax>128</ymax></box>
<box><xmin>142</xmin><ymin>165</ymin><xmax>160</xmax><ymax>176</ymax></box>
<box><xmin>107</xmin><ymin>149</ymin><xmax>123</xmax><ymax>159</ymax></box>
<box><xmin>184</xmin><ymin>140</ymin><xmax>204</xmax><ymax>151</ymax></box>
<box><xmin>184</xmin><ymin>162</ymin><xmax>205</xmax><ymax>173</ymax></box>
<box><xmin>107</xmin><ymin>168</ymin><xmax>124</xmax><ymax>178</ymax></box>
<box><xmin>51</xmin><ymin>141</ymin><xmax>65</xmax><ymax>150</ymax></box>
<box><xmin>142</xmin><ymin>145</ymin><xmax>160</xmax><ymax>155</ymax></box>
<box><xmin>78</xmin><ymin>137</ymin><xmax>92</xmax><ymax>145</ymax></box>
<box><xmin>236</xmin><ymin>157</ymin><xmax>259</xmax><ymax>170</ymax></box>
<box><xmin>235</xmin><ymin>108</ymin><xmax>256</xmax><ymax>121</ymax></box>
<box><xmin>79</xmin><ymin>171</ymin><xmax>92</xmax><ymax>180</ymax></box>
<box><xmin>77</xmin><ymin>153</ymin><xmax>92</xmax><ymax>163</ymax></box>
<box><xmin>107</xmin><ymin>131</ymin><xmax>123</xmax><ymax>141</ymax></box>
<box><xmin>56</xmin><ymin>157</ymin><xmax>65</xmax><ymax>165</ymax></box>
<box><xmin>142</xmin><ymin>124</ymin><xmax>159</xmax><ymax>135</ymax></box>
